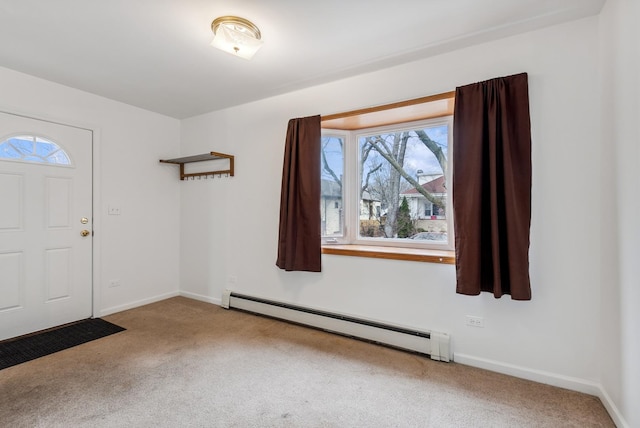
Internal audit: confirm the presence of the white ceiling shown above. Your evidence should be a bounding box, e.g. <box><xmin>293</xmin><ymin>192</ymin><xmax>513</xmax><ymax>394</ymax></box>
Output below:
<box><xmin>0</xmin><ymin>0</ymin><xmax>605</xmax><ymax>119</ymax></box>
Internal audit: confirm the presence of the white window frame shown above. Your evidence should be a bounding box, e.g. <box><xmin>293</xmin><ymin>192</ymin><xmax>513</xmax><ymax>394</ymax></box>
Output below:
<box><xmin>322</xmin><ymin>116</ymin><xmax>454</xmax><ymax>251</ymax></box>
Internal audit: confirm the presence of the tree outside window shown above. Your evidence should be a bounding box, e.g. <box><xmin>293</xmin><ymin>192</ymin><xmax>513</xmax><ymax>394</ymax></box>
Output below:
<box><xmin>322</xmin><ymin>118</ymin><xmax>452</xmax><ymax>249</ymax></box>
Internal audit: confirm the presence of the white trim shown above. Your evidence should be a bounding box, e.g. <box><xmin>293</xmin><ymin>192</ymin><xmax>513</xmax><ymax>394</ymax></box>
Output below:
<box><xmin>0</xmin><ymin>108</ymin><xmax>97</xmax><ymax>134</ymax></box>
<box><xmin>598</xmin><ymin>386</ymin><xmax>629</xmax><ymax>428</ymax></box>
<box><xmin>454</xmin><ymin>353</ymin><xmax>600</xmax><ymax>394</ymax></box>
<box><xmin>91</xmin><ymin>127</ymin><xmax>102</xmax><ymax>319</ymax></box>
<box><xmin>99</xmin><ymin>291</ymin><xmax>179</xmax><ymax>317</ymax></box>
<box><xmin>454</xmin><ymin>353</ymin><xmax>628</xmax><ymax>427</ymax></box>
<box><xmin>179</xmin><ymin>290</ymin><xmax>222</xmax><ymax>306</ymax></box>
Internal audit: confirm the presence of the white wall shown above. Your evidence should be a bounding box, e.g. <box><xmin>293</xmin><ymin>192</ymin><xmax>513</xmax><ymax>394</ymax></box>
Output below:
<box><xmin>0</xmin><ymin>66</ymin><xmax>182</xmax><ymax>315</ymax></box>
<box><xmin>181</xmin><ymin>16</ymin><xmax>606</xmax><ymax>394</ymax></box>
<box><xmin>599</xmin><ymin>0</ymin><xmax>640</xmax><ymax>427</ymax></box>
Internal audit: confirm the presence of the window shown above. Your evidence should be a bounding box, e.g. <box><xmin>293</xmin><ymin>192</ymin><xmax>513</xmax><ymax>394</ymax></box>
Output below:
<box><xmin>321</xmin><ymin>117</ymin><xmax>453</xmax><ymax>250</ymax></box>
<box><xmin>0</xmin><ymin>135</ymin><xmax>71</xmax><ymax>166</ymax></box>
<box><xmin>320</xmin><ymin>135</ymin><xmax>345</xmax><ymax>238</ymax></box>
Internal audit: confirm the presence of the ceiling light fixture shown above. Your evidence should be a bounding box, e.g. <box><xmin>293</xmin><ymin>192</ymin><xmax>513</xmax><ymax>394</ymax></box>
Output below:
<box><xmin>210</xmin><ymin>16</ymin><xmax>263</xmax><ymax>60</ymax></box>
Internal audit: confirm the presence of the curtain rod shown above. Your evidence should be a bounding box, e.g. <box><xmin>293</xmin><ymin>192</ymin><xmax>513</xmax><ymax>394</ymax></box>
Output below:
<box><xmin>321</xmin><ymin>90</ymin><xmax>455</xmax><ymax>121</ymax></box>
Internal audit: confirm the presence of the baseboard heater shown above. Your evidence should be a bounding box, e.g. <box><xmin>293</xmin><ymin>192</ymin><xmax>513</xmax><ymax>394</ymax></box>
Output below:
<box><xmin>221</xmin><ymin>290</ymin><xmax>450</xmax><ymax>362</ymax></box>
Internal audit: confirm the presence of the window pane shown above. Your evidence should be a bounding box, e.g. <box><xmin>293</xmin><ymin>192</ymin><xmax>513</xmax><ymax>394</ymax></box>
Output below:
<box><xmin>9</xmin><ymin>137</ymin><xmax>34</xmax><ymax>156</ymax></box>
<box><xmin>0</xmin><ymin>135</ymin><xmax>71</xmax><ymax>166</ymax></box>
<box><xmin>35</xmin><ymin>138</ymin><xmax>57</xmax><ymax>157</ymax></box>
<box><xmin>321</xmin><ymin>135</ymin><xmax>344</xmax><ymax>238</ymax></box>
<box><xmin>0</xmin><ymin>142</ymin><xmax>21</xmax><ymax>159</ymax></box>
<box><xmin>358</xmin><ymin>124</ymin><xmax>448</xmax><ymax>243</ymax></box>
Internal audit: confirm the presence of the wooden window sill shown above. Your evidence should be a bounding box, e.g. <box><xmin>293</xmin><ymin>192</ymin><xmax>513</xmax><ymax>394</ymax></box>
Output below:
<box><xmin>322</xmin><ymin>245</ymin><xmax>455</xmax><ymax>264</ymax></box>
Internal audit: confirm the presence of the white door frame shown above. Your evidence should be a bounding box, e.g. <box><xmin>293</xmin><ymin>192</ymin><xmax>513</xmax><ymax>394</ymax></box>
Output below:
<box><xmin>0</xmin><ymin>107</ymin><xmax>102</xmax><ymax>320</ymax></box>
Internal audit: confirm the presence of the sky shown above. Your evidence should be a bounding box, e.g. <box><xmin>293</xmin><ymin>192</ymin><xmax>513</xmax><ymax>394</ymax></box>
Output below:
<box><xmin>321</xmin><ymin>124</ymin><xmax>449</xmax><ymax>183</ymax></box>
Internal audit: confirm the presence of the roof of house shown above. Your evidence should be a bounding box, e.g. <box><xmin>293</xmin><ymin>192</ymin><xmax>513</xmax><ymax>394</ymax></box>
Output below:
<box><xmin>321</xmin><ymin>179</ymin><xmax>342</xmax><ymax>198</ymax></box>
<box><xmin>321</xmin><ymin>179</ymin><xmax>379</xmax><ymax>201</ymax></box>
<box><xmin>402</xmin><ymin>175</ymin><xmax>447</xmax><ymax>195</ymax></box>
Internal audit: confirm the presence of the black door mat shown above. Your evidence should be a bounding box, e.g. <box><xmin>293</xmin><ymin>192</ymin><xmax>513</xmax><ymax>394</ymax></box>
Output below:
<box><xmin>0</xmin><ymin>318</ymin><xmax>125</xmax><ymax>370</ymax></box>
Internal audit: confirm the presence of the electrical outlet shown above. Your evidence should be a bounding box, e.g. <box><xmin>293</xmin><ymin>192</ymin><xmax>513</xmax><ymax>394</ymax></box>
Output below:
<box><xmin>227</xmin><ymin>275</ymin><xmax>238</xmax><ymax>284</ymax></box>
<box><xmin>108</xmin><ymin>206</ymin><xmax>121</xmax><ymax>215</ymax></box>
<box><xmin>466</xmin><ymin>315</ymin><xmax>484</xmax><ymax>328</ymax></box>
<box><xmin>109</xmin><ymin>279</ymin><xmax>121</xmax><ymax>288</ymax></box>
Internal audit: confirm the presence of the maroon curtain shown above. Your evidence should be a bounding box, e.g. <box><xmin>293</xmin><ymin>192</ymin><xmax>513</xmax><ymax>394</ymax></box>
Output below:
<box><xmin>452</xmin><ymin>73</ymin><xmax>532</xmax><ymax>300</ymax></box>
<box><xmin>276</xmin><ymin>115</ymin><xmax>322</xmax><ymax>272</ymax></box>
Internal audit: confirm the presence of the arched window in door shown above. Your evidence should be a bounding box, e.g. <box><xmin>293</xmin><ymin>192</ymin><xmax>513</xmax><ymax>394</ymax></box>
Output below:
<box><xmin>0</xmin><ymin>135</ymin><xmax>71</xmax><ymax>165</ymax></box>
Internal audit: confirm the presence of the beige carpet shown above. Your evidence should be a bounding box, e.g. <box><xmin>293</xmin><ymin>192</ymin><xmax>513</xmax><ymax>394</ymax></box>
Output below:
<box><xmin>0</xmin><ymin>297</ymin><xmax>614</xmax><ymax>427</ymax></box>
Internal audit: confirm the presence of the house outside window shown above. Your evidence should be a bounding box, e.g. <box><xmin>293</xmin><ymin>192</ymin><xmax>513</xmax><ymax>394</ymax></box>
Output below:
<box><xmin>321</xmin><ymin>117</ymin><xmax>452</xmax><ymax>250</ymax></box>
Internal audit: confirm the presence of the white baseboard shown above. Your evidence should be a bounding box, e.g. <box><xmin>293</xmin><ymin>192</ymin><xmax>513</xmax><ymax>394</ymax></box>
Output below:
<box><xmin>99</xmin><ymin>291</ymin><xmax>180</xmax><ymax>317</ymax></box>
<box><xmin>454</xmin><ymin>353</ymin><xmax>628</xmax><ymax>427</ymax></box>
<box><xmin>179</xmin><ymin>290</ymin><xmax>222</xmax><ymax>306</ymax></box>
<box><xmin>597</xmin><ymin>386</ymin><xmax>629</xmax><ymax>428</ymax></box>
<box><xmin>454</xmin><ymin>353</ymin><xmax>600</xmax><ymax>394</ymax></box>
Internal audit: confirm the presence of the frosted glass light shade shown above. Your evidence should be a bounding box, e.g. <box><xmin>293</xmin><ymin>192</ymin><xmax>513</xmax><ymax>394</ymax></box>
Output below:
<box><xmin>210</xmin><ymin>17</ymin><xmax>263</xmax><ymax>60</ymax></box>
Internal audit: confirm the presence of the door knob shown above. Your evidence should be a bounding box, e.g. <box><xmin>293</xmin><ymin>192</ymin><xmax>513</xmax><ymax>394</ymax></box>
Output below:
<box><xmin>81</xmin><ymin>230</ymin><xmax>91</xmax><ymax>237</ymax></box>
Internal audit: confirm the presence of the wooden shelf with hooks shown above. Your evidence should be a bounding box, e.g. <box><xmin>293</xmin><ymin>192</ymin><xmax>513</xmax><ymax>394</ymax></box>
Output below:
<box><xmin>159</xmin><ymin>151</ymin><xmax>234</xmax><ymax>181</ymax></box>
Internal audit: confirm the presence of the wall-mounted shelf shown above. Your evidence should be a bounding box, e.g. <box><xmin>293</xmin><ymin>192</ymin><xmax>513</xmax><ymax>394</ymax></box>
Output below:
<box><xmin>160</xmin><ymin>151</ymin><xmax>234</xmax><ymax>181</ymax></box>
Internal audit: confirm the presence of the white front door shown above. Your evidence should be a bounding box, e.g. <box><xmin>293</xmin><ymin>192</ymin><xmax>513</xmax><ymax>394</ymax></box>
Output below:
<box><xmin>0</xmin><ymin>112</ymin><xmax>92</xmax><ymax>341</ymax></box>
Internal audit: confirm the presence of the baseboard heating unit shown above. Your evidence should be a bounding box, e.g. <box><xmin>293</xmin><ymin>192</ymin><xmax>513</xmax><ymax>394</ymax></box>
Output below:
<box><xmin>221</xmin><ymin>290</ymin><xmax>450</xmax><ymax>362</ymax></box>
